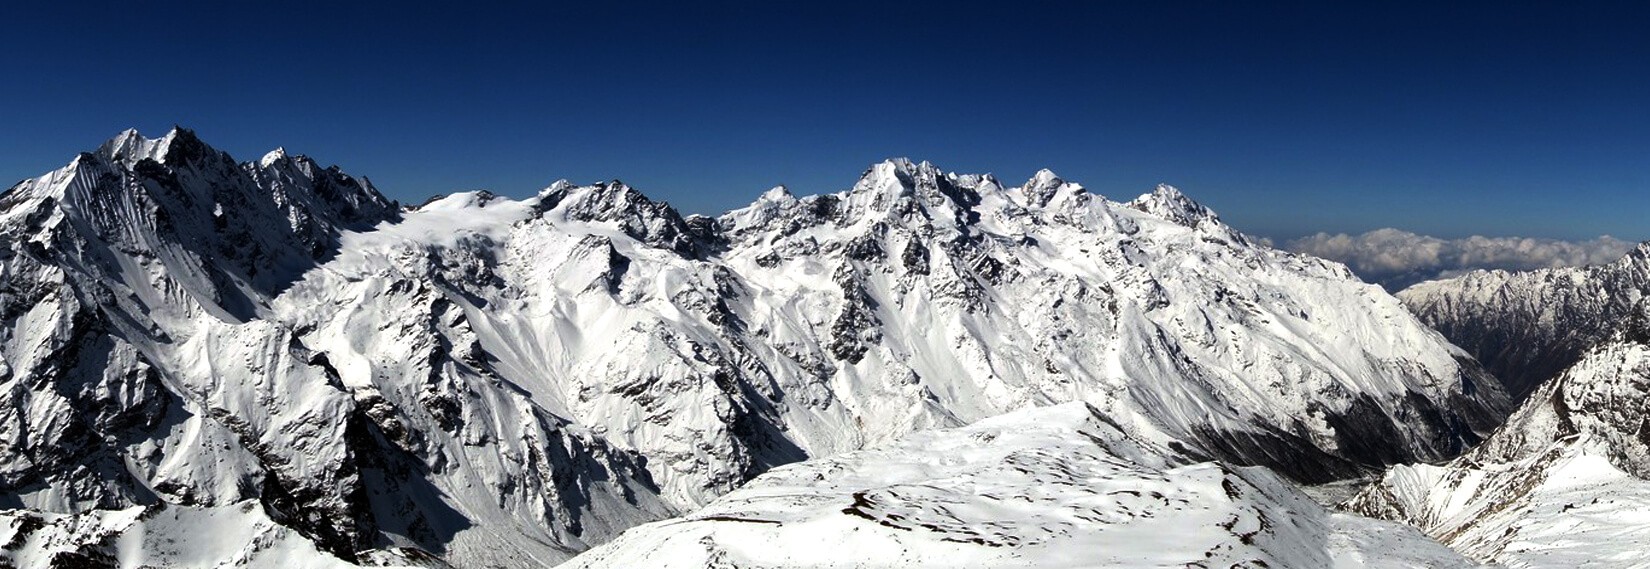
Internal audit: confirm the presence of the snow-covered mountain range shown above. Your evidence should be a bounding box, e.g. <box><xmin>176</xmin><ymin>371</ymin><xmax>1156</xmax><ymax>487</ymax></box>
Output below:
<box><xmin>1348</xmin><ymin>301</ymin><xmax>1650</xmax><ymax>567</ymax></box>
<box><xmin>1358</xmin><ymin>242</ymin><xmax>1650</xmax><ymax>567</ymax></box>
<box><xmin>1399</xmin><ymin>244</ymin><xmax>1650</xmax><ymax>400</ymax></box>
<box><xmin>0</xmin><ymin>129</ymin><xmax>1512</xmax><ymax>567</ymax></box>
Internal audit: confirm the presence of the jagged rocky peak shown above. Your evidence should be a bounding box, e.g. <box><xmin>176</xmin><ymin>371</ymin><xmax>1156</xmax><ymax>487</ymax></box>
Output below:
<box><xmin>534</xmin><ymin>178</ymin><xmax>707</xmax><ymax>257</ymax></box>
<box><xmin>28</xmin><ymin>127</ymin><xmax>397</xmax><ymax>224</ymax></box>
<box><xmin>260</xmin><ymin>146</ymin><xmax>289</xmax><ymax>165</ymax></box>
<box><xmin>1</xmin><ymin>127</ymin><xmax>402</xmax><ymax>316</ymax></box>
<box><xmin>84</xmin><ymin>126</ymin><xmax>228</xmax><ymax>167</ymax></box>
<box><xmin>850</xmin><ymin>158</ymin><xmax>983</xmax><ymax>217</ymax></box>
<box><xmin>731</xmin><ymin>158</ymin><xmax>986</xmax><ymax>233</ymax></box>
<box><xmin>1627</xmin><ymin>239</ymin><xmax>1650</xmax><ymax>264</ymax></box>
<box><xmin>245</xmin><ymin>146</ymin><xmax>399</xmax><ymax>229</ymax></box>
<box><xmin>720</xmin><ymin>159</ymin><xmax>1036</xmax><ymax>242</ymax></box>
<box><xmin>81</xmin><ymin>126</ymin><xmax>236</xmax><ymax>174</ymax></box>
<box><xmin>1020</xmin><ymin>167</ymin><xmax>1083</xmax><ymax>207</ymax></box>
<box><xmin>539</xmin><ymin>178</ymin><xmax>657</xmax><ymax>219</ymax></box>
<box><xmin>94</xmin><ymin>127</ymin><xmax>174</xmax><ymax>167</ymax></box>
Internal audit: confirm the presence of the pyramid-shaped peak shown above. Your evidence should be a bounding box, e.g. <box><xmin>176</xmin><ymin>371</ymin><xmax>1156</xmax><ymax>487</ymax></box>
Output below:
<box><xmin>259</xmin><ymin>147</ymin><xmax>290</xmax><ymax>168</ymax></box>
<box><xmin>1020</xmin><ymin>168</ymin><xmax>1082</xmax><ymax>207</ymax></box>
<box><xmin>760</xmin><ymin>185</ymin><xmax>793</xmax><ymax>202</ymax></box>
<box><xmin>1151</xmin><ymin>183</ymin><xmax>1187</xmax><ymax>199</ymax></box>
<box><xmin>1126</xmin><ymin>183</ymin><xmax>1231</xmax><ymax>233</ymax></box>
<box><xmin>1030</xmin><ymin>168</ymin><xmax>1064</xmax><ymax>187</ymax></box>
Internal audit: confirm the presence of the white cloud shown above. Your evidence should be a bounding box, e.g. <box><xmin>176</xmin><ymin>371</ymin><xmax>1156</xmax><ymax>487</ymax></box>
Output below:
<box><xmin>1283</xmin><ymin>228</ymin><xmax>1636</xmax><ymax>291</ymax></box>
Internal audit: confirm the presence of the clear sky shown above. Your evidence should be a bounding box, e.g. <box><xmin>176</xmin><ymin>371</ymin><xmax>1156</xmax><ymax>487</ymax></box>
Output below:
<box><xmin>2</xmin><ymin>1</ymin><xmax>1645</xmax><ymax>241</ymax></box>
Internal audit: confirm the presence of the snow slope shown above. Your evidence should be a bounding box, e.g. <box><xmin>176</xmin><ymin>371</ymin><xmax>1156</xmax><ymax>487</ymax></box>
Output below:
<box><xmin>562</xmin><ymin>402</ymin><xmax>1478</xmax><ymax>569</ymax></box>
<box><xmin>1348</xmin><ymin>307</ymin><xmax>1650</xmax><ymax>567</ymax></box>
<box><xmin>0</xmin><ymin>129</ymin><xmax>1511</xmax><ymax>565</ymax></box>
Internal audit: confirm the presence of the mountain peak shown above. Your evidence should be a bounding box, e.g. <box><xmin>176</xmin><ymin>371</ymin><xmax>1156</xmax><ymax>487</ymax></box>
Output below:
<box><xmin>759</xmin><ymin>185</ymin><xmax>792</xmax><ymax>202</ymax></box>
<box><xmin>1021</xmin><ymin>168</ymin><xmax>1083</xmax><ymax>207</ymax></box>
<box><xmin>536</xmin><ymin>179</ymin><xmax>704</xmax><ymax>257</ymax></box>
<box><xmin>260</xmin><ymin>147</ymin><xmax>289</xmax><ymax>168</ymax></box>
<box><xmin>95</xmin><ymin>127</ymin><xmax>175</xmax><ymax>166</ymax></box>
<box><xmin>1030</xmin><ymin>168</ymin><xmax>1063</xmax><ymax>187</ymax></box>
<box><xmin>539</xmin><ymin>179</ymin><xmax>574</xmax><ymax>197</ymax></box>
<box><xmin>855</xmin><ymin>158</ymin><xmax>920</xmax><ymax>194</ymax></box>
<box><xmin>849</xmin><ymin>158</ymin><xmax>982</xmax><ymax>219</ymax></box>
<box><xmin>1128</xmin><ymin>183</ymin><xmax>1220</xmax><ymax>228</ymax></box>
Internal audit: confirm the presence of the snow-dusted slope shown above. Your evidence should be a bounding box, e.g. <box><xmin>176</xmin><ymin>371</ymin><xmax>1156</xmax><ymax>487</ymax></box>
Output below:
<box><xmin>1348</xmin><ymin>304</ymin><xmax>1650</xmax><ymax>567</ymax></box>
<box><xmin>563</xmin><ymin>402</ymin><xmax>1477</xmax><ymax>569</ymax></box>
<box><xmin>1398</xmin><ymin>243</ymin><xmax>1650</xmax><ymax>400</ymax></box>
<box><xmin>0</xmin><ymin>130</ymin><xmax>1511</xmax><ymax>566</ymax></box>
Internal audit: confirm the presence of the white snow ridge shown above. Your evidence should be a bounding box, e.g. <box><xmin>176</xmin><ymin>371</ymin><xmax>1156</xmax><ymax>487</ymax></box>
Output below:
<box><xmin>12</xmin><ymin>127</ymin><xmax>1628</xmax><ymax>568</ymax></box>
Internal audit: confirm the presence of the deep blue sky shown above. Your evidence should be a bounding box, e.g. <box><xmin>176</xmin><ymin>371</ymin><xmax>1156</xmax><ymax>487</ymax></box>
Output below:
<box><xmin>2</xmin><ymin>1</ymin><xmax>1645</xmax><ymax>240</ymax></box>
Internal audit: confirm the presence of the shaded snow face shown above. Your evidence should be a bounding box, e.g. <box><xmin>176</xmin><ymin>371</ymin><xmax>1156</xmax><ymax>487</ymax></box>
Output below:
<box><xmin>563</xmin><ymin>403</ymin><xmax>1477</xmax><ymax>569</ymax></box>
<box><xmin>0</xmin><ymin>131</ymin><xmax>1510</xmax><ymax>566</ymax></box>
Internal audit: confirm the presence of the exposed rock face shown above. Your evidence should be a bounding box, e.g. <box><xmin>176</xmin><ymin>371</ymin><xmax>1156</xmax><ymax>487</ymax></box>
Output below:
<box><xmin>1399</xmin><ymin>243</ymin><xmax>1650</xmax><ymax>400</ymax></box>
<box><xmin>0</xmin><ymin>131</ymin><xmax>1509</xmax><ymax>566</ymax></box>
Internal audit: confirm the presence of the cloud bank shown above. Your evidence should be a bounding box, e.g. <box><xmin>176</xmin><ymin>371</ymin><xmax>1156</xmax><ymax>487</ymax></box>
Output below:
<box><xmin>1283</xmin><ymin>229</ymin><xmax>1636</xmax><ymax>291</ymax></box>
